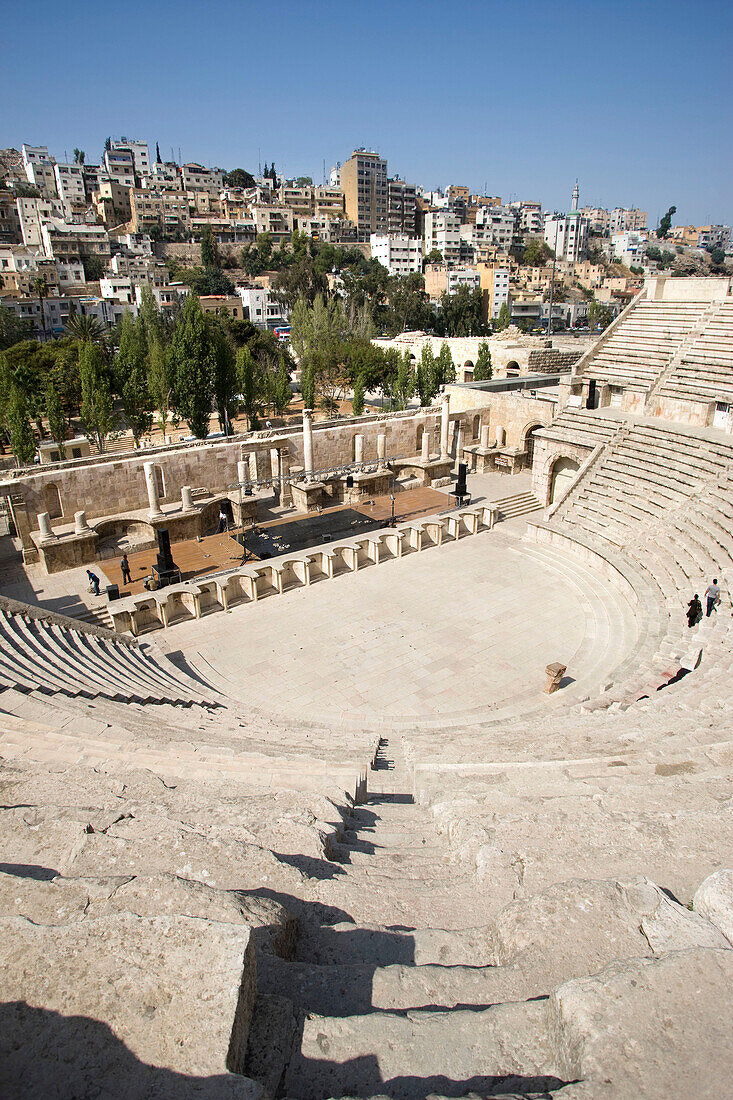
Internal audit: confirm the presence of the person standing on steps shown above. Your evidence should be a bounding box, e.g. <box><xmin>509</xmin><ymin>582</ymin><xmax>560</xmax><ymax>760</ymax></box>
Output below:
<box><xmin>120</xmin><ymin>553</ymin><xmax>132</xmax><ymax>586</ymax></box>
<box><xmin>687</xmin><ymin>594</ymin><xmax>702</xmax><ymax>628</ymax></box>
<box><xmin>705</xmin><ymin>578</ymin><xmax>721</xmax><ymax>617</ymax></box>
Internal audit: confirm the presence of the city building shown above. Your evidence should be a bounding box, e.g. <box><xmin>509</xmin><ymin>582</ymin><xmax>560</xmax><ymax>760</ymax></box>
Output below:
<box><xmin>110</xmin><ymin>139</ymin><xmax>151</xmax><ymax>179</ymax></box>
<box><xmin>181</xmin><ymin>163</ymin><xmax>225</xmax><ymax>193</ymax></box>
<box><xmin>508</xmin><ymin>200</ymin><xmax>543</xmax><ymax>236</ymax></box>
<box><xmin>340</xmin><ymin>149</ymin><xmax>388</xmax><ymax>241</ymax></box>
<box><xmin>477</xmin><ymin>263</ymin><xmax>510</xmax><ymax>321</ymax></box>
<box><xmin>103</xmin><ymin>148</ymin><xmax>135</xmax><ymax>188</ymax></box>
<box><xmin>610</xmin><ymin>230</ymin><xmax>647</xmax><ymax>267</ymax></box>
<box><xmin>423</xmin><ymin>210</ymin><xmax>461</xmax><ymax>265</ymax></box>
<box><xmin>53</xmin><ymin>163</ymin><xmax>86</xmax><ymax>207</ymax></box>
<box><xmin>387</xmin><ymin>178</ymin><xmax>417</xmax><ymax>236</ymax></box>
<box><xmin>370</xmin><ymin>234</ymin><xmax>422</xmax><ymax>277</ymax></box>
<box><xmin>236</xmin><ymin>286</ymin><xmax>288</xmax><ymax>329</ymax></box>
<box><xmin>544</xmin><ymin>183</ymin><xmax>589</xmax><ymax>263</ymax></box>
<box><xmin>129</xmin><ymin>189</ymin><xmax>191</xmax><ymax>234</ymax></box>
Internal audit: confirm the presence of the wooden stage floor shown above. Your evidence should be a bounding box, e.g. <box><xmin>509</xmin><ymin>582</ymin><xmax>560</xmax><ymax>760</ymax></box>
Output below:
<box><xmin>98</xmin><ymin>486</ymin><xmax>452</xmax><ymax>596</ymax></box>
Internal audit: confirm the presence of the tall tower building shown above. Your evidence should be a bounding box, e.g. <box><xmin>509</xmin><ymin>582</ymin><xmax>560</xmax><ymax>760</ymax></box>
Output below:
<box><xmin>571</xmin><ymin>180</ymin><xmax>579</xmax><ymax>212</ymax></box>
<box><xmin>340</xmin><ymin>149</ymin><xmax>388</xmax><ymax>241</ymax></box>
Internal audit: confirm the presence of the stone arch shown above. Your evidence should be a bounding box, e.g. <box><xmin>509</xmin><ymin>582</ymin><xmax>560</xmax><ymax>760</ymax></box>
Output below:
<box><xmin>521</xmin><ymin>421</ymin><xmax>544</xmax><ymax>468</ymax></box>
<box><xmin>463</xmin><ymin>360</ymin><xmax>475</xmax><ymax>382</ymax></box>
<box><xmin>506</xmin><ymin>360</ymin><xmax>520</xmax><ymax>377</ymax></box>
<box><xmin>416</xmin><ymin>424</ymin><xmax>424</xmax><ymax>452</ymax></box>
<box><xmin>43</xmin><ymin>482</ymin><xmax>63</xmax><ymax>519</ymax></box>
<box><xmin>550</xmin><ymin>456</ymin><xmax>580</xmax><ymax>503</ymax></box>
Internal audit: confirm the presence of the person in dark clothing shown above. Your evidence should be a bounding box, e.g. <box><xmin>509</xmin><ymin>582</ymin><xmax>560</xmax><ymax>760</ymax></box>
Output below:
<box><xmin>86</xmin><ymin>569</ymin><xmax>100</xmax><ymax>596</ymax></box>
<box><xmin>120</xmin><ymin>553</ymin><xmax>132</xmax><ymax>585</ymax></box>
<box><xmin>686</xmin><ymin>594</ymin><xmax>702</xmax><ymax>628</ymax></box>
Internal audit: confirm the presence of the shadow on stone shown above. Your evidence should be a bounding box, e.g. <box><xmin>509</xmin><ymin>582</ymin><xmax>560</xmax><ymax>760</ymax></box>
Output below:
<box><xmin>0</xmin><ymin>863</ymin><xmax>58</xmax><ymax>881</ymax></box>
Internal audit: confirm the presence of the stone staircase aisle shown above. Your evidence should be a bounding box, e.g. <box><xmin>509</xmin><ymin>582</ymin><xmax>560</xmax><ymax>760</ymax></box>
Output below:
<box><xmin>251</xmin><ymin>738</ymin><xmax>566</xmax><ymax>1099</ymax></box>
<box><xmin>491</xmin><ymin>491</ymin><xmax>543</xmax><ymax>522</ymax></box>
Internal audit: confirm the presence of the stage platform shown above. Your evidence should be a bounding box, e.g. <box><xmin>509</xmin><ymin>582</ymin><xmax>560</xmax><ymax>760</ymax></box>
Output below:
<box><xmin>98</xmin><ymin>486</ymin><xmax>452</xmax><ymax>596</ymax></box>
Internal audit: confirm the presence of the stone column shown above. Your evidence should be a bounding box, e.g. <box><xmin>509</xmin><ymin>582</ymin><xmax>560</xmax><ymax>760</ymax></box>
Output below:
<box><xmin>495</xmin><ymin>425</ymin><xmax>506</xmax><ymax>446</ymax></box>
<box><xmin>181</xmin><ymin>486</ymin><xmax>194</xmax><ymax>512</ymax></box>
<box><xmin>144</xmin><ymin>461</ymin><xmax>163</xmax><ymax>518</ymax></box>
<box><xmin>38</xmin><ymin>512</ymin><xmax>53</xmax><ymax>540</ymax></box>
<box><xmin>440</xmin><ymin>392</ymin><xmax>450</xmax><ymax>458</ymax></box>
<box><xmin>377</xmin><ymin>433</ymin><xmax>386</xmax><ymax>466</ymax></box>
<box><xmin>237</xmin><ymin>459</ymin><xmax>250</xmax><ymax>489</ymax></box>
<box><xmin>279</xmin><ymin>448</ymin><xmax>293</xmax><ymax>507</ymax></box>
<box><xmin>421</xmin><ymin>427</ymin><xmax>431</xmax><ymax>462</ymax></box>
<box><xmin>454</xmin><ymin>422</ymin><xmax>463</xmax><ymax>470</ymax></box>
<box><xmin>354</xmin><ymin>433</ymin><xmax>364</xmax><ymax>465</ymax></box>
<box><xmin>480</xmin><ymin>422</ymin><xmax>490</xmax><ymax>450</ymax></box>
<box><xmin>302</xmin><ymin>409</ymin><xmax>314</xmax><ymax>478</ymax></box>
<box><xmin>74</xmin><ymin>510</ymin><xmax>90</xmax><ymax>534</ymax></box>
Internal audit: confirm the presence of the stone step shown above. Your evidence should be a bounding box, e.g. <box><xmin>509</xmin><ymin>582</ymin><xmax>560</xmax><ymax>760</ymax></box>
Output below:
<box><xmin>282</xmin><ymin>1000</ymin><xmax>558</xmax><ymax>1100</ymax></box>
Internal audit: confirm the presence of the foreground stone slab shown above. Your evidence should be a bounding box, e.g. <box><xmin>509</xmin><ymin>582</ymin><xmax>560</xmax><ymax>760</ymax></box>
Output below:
<box><xmin>550</xmin><ymin>948</ymin><xmax>733</xmax><ymax>1098</ymax></box>
<box><xmin>694</xmin><ymin>869</ymin><xmax>733</xmax><ymax>946</ymax></box>
<box><xmin>0</xmin><ymin>913</ymin><xmax>260</xmax><ymax>1088</ymax></box>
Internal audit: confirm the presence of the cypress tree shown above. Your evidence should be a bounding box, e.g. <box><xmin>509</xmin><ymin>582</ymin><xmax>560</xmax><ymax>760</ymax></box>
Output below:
<box><xmin>168</xmin><ymin>294</ymin><xmax>215</xmax><ymax>438</ymax></box>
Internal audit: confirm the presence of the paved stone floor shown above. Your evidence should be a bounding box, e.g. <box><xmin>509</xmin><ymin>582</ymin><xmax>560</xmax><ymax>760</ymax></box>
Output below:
<box><xmin>167</xmin><ymin>524</ymin><xmax>638</xmax><ymax>726</ymax></box>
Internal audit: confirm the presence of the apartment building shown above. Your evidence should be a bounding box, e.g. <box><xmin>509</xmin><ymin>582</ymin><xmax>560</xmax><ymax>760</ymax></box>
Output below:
<box><xmin>16</xmin><ymin>197</ymin><xmax>61</xmax><ymax>249</ymax></box>
<box><xmin>423</xmin><ymin>210</ymin><xmax>461</xmax><ymax>265</ymax></box>
<box><xmin>508</xmin><ymin>200</ymin><xmax>543</xmax><ymax>236</ymax></box>
<box><xmin>477</xmin><ymin>263</ymin><xmax>510</xmax><ymax>321</ymax></box>
<box><xmin>129</xmin><ymin>189</ymin><xmax>191</xmax><ymax>234</ymax></box>
<box><xmin>544</xmin><ymin>211</ymin><xmax>588</xmax><ymax>262</ymax></box>
<box><xmin>40</xmin><ymin>220</ymin><xmax>111</xmax><ymax>263</ymax></box>
<box><xmin>610</xmin><ymin>230</ymin><xmax>647</xmax><ymax>267</ymax></box>
<box><xmin>53</xmin><ymin>163</ymin><xmax>86</xmax><ymax>208</ymax></box>
<box><xmin>110</xmin><ymin>139</ymin><xmax>150</xmax><ymax>179</ymax></box>
<box><xmin>314</xmin><ymin>185</ymin><xmax>344</xmax><ymax>219</ymax></box>
<box><xmin>474</xmin><ymin>205</ymin><xmax>514</xmax><ymax>250</ymax></box>
<box><xmin>181</xmin><ymin>163</ymin><xmax>225</xmax><ymax>193</ymax></box>
<box><xmin>0</xmin><ymin>191</ymin><xmax>21</xmax><ymax>243</ymax></box>
<box><xmin>93</xmin><ymin>179</ymin><xmax>132</xmax><ymax>226</ymax></box>
<box><xmin>236</xmin><ymin>286</ymin><xmax>288</xmax><ymax>329</ymax></box>
<box><xmin>340</xmin><ymin>149</ymin><xmax>388</xmax><ymax>241</ymax></box>
<box><xmin>103</xmin><ymin>148</ymin><xmax>135</xmax><ymax>187</ymax></box>
<box><xmin>370</xmin><ymin>234</ymin><xmax>422</xmax><ymax>277</ymax></box>
<box><xmin>387</xmin><ymin>178</ymin><xmax>417</xmax><ymax>235</ymax></box>
<box><xmin>21</xmin><ymin>145</ymin><xmax>57</xmax><ymax>197</ymax></box>
<box><xmin>609</xmin><ymin>207</ymin><xmax>647</xmax><ymax>233</ymax></box>
<box><xmin>251</xmin><ymin>204</ymin><xmax>294</xmax><ymax>243</ymax></box>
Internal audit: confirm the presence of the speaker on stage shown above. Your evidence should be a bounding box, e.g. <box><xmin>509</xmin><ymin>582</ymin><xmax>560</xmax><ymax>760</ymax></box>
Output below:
<box><xmin>154</xmin><ymin>527</ymin><xmax>179</xmax><ymax>587</ymax></box>
<box><xmin>586</xmin><ymin>379</ymin><xmax>596</xmax><ymax>409</ymax></box>
<box><xmin>106</xmin><ymin>583</ymin><xmax>120</xmax><ymax>601</ymax></box>
<box><xmin>455</xmin><ymin>462</ymin><xmax>468</xmax><ymax>498</ymax></box>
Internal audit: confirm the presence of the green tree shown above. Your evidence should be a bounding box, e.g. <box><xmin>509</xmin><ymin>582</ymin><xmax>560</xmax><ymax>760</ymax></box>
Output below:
<box><xmin>209</xmin><ymin>320</ymin><xmax>238</xmax><ymax>433</ymax></box>
<box><xmin>272</xmin><ymin>354</ymin><xmax>292</xmax><ymax>417</ymax></box>
<box><xmin>200</xmin><ymin>225</ymin><xmax>220</xmax><ymax>269</ymax></box>
<box><xmin>148</xmin><ymin>339</ymin><xmax>171</xmax><ymax>431</ymax></box>
<box><xmin>523</xmin><ymin>239</ymin><xmax>554</xmax><ymax>266</ymax></box>
<box><xmin>416</xmin><ymin>344</ymin><xmax>437</xmax><ymax>406</ymax></box>
<box><xmin>45</xmin><ymin>383</ymin><xmax>68</xmax><ymax>459</ymax></box>
<box><xmin>73</xmin><ymin>148</ymin><xmax>85</xmax><ymax>165</ymax></box>
<box><xmin>117</xmin><ymin>312</ymin><xmax>153</xmax><ymax>445</ymax></box>
<box><xmin>8</xmin><ymin>387</ymin><xmax>36</xmax><ymax>466</ymax></box>
<box><xmin>424</xmin><ymin>248</ymin><xmax>444</xmax><ymax>265</ymax></box>
<box><xmin>0</xmin><ymin>305</ymin><xmax>34</xmax><ymax>351</ymax></box>
<box><xmin>79</xmin><ymin>340</ymin><xmax>117</xmax><ymax>453</ymax></box>
<box><xmin>168</xmin><ymin>295</ymin><xmax>215</xmax><ymax>438</ymax></box>
<box><xmin>81</xmin><ymin>255</ymin><xmax>105</xmax><ymax>282</ymax></box>
<box><xmin>588</xmin><ymin>300</ymin><xmax>613</xmax><ymax>331</ymax></box>
<box><xmin>386</xmin><ymin>272</ymin><xmax>433</xmax><ymax>336</ymax></box>
<box><xmin>351</xmin><ymin>372</ymin><xmax>365</xmax><ymax>416</ymax></box>
<box><xmin>435</xmin><ymin>341</ymin><xmax>456</xmax><ymax>388</ymax></box>
<box><xmin>657</xmin><ymin>205</ymin><xmax>677</xmax><ymax>239</ymax></box>
<box><xmin>473</xmin><ymin>340</ymin><xmax>493</xmax><ymax>381</ymax></box>
<box><xmin>223</xmin><ymin>168</ymin><xmax>255</xmax><ymax>189</ymax></box>
<box><xmin>496</xmin><ymin>301</ymin><xmax>511</xmax><ymax>330</ymax></box>
<box><xmin>236</xmin><ymin>344</ymin><xmax>263</xmax><ymax>429</ymax></box>
<box><xmin>65</xmin><ymin>311</ymin><xmax>106</xmax><ymax>343</ymax></box>
<box><xmin>394</xmin><ymin>350</ymin><xmax>415</xmax><ymax>410</ymax></box>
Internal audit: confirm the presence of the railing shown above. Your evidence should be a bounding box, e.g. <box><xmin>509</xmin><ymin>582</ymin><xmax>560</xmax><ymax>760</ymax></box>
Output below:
<box><xmin>109</xmin><ymin>504</ymin><xmax>498</xmax><ymax>636</ymax></box>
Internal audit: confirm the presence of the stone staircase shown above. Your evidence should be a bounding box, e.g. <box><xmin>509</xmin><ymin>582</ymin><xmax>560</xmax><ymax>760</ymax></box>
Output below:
<box><xmin>246</xmin><ymin>737</ymin><xmax>733</xmax><ymax>1099</ymax></box>
<box><xmin>491</xmin><ymin>491</ymin><xmax>543</xmax><ymax>521</ymax></box>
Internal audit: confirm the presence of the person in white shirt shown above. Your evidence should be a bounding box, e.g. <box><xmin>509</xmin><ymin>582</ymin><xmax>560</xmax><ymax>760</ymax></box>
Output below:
<box><xmin>705</xmin><ymin>578</ymin><xmax>721</xmax><ymax>617</ymax></box>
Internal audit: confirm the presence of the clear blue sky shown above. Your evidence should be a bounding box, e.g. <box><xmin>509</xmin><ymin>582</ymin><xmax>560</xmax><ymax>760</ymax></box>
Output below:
<box><xmin>4</xmin><ymin>0</ymin><xmax>731</xmax><ymax>226</ymax></box>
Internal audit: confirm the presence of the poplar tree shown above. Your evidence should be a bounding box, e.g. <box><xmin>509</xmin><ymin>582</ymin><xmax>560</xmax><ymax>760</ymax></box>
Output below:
<box><xmin>45</xmin><ymin>383</ymin><xmax>68</xmax><ymax>458</ymax></box>
<box><xmin>351</xmin><ymin>372</ymin><xmax>365</xmax><ymax>416</ymax></box>
<box><xmin>8</xmin><ymin>388</ymin><xmax>36</xmax><ymax>466</ymax></box>
<box><xmin>117</xmin><ymin>312</ymin><xmax>153</xmax><ymax>445</ymax></box>
<box><xmin>79</xmin><ymin>341</ymin><xmax>116</xmax><ymax>453</ymax></box>
<box><xmin>394</xmin><ymin>350</ymin><xmax>415</xmax><ymax>410</ymax></box>
<box><xmin>272</xmin><ymin>354</ymin><xmax>292</xmax><ymax>416</ymax></box>
<box><xmin>210</xmin><ymin>321</ymin><xmax>238</xmax><ymax>434</ymax></box>
<box><xmin>236</xmin><ymin>345</ymin><xmax>261</xmax><ymax>429</ymax></box>
<box><xmin>473</xmin><ymin>341</ymin><xmax>493</xmax><ymax>381</ymax></box>
<box><xmin>168</xmin><ymin>294</ymin><xmax>215</xmax><ymax>438</ymax></box>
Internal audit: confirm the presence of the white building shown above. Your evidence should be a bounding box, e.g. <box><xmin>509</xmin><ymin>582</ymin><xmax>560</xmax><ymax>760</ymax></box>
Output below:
<box><xmin>423</xmin><ymin>210</ymin><xmax>461</xmax><ymax>264</ymax></box>
<box><xmin>103</xmin><ymin>148</ymin><xmax>135</xmax><ymax>188</ymax></box>
<box><xmin>22</xmin><ymin>145</ymin><xmax>58</xmax><ymax>198</ymax></box>
<box><xmin>236</xmin><ymin>286</ymin><xmax>288</xmax><ymax>330</ymax></box>
<box><xmin>610</xmin><ymin>231</ymin><xmax>647</xmax><ymax>267</ymax></box>
<box><xmin>508</xmin><ymin>200</ymin><xmax>543</xmax><ymax>236</ymax></box>
<box><xmin>480</xmin><ymin>265</ymin><xmax>510</xmax><ymax>320</ymax></box>
<box><xmin>609</xmin><ymin>207</ymin><xmax>647</xmax><ymax>233</ymax></box>
<box><xmin>110</xmin><ymin>139</ymin><xmax>150</xmax><ymax>179</ymax></box>
<box><xmin>53</xmin><ymin>163</ymin><xmax>86</xmax><ymax>207</ymax></box>
<box><xmin>181</xmin><ymin>163</ymin><xmax>225</xmax><ymax>193</ymax></box>
<box><xmin>473</xmin><ymin>205</ymin><xmax>515</xmax><ymax>250</ymax></box>
<box><xmin>100</xmin><ymin>274</ymin><xmax>138</xmax><ymax>308</ymax></box>
<box><xmin>54</xmin><ymin>257</ymin><xmax>85</xmax><ymax>288</ymax></box>
<box><xmin>446</xmin><ymin>267</ymin><xmax>481</xmax><ymax>294</ymax></box>
<box><xmin>544</xmin><ymin>211</ymin><xmax>588</xmax><ymax>263</ymax></box>
<box><xmin>697</xmin><ymin>225</ymin><xmax>731</xmax><ymax>249</ymax></box>
<box><xmin>370</xmin><ymin>234</ymin><xmax>422</xmax><ymax>277</ymax></box>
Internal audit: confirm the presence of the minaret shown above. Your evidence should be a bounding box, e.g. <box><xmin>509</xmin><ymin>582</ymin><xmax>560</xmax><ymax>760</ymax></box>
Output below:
<box><xmin>571</xmin><ymin>180</ymin><xmax>579</xmax><ymax>212</ymax></box>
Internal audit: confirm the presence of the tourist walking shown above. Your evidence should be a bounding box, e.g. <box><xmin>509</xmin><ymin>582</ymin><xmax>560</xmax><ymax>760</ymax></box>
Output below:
<box><xmin>86</xmin><ymin>569</ymin><xmax>100</xmax><ymax>596</ymax></box>
<box><xmin>686</xmin><ymin>594</ymin><xmax>702</xmax><ymax>628</ymax></box>
<box><xmin>120</xmin><ymin>553</ymin><xmax>132</xmax><ymax>585</ymax></box>
<box><xmin>705</xmin><ymin>578</ymin><xmax>721</xmax><ymax>617</ymax></box>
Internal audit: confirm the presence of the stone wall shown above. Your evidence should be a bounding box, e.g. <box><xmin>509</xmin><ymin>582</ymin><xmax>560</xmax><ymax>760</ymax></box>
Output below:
<box><xmin>530</xmin><ymin>433</ymin><xmax>597</xmax><ymax>506</ymax></box>
<box><xmin>527</xmin><ymin>349</ymin><xmax>583</xmax><ymax>373</ymax></box>
<box><xmin>2</xmin><ymin>405</ymin><xmax>491</xmax><ymax>536</ymax></box>
<box><xmin>445</xmin><ymin>385</ymin><xmax>557</xmax><ymax>449</ymax></box>
<box><xmin>153</xmin><ymin>242</ymin><xmax>202</xmax><ymax>265</ymax></box>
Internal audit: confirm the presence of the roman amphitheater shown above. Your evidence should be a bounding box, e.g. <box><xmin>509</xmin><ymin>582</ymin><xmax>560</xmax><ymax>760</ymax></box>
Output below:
<box><xmin>2</xmin><ymin>276</ymin><xmax>733</xmax><ymax>1099</ymax></box>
